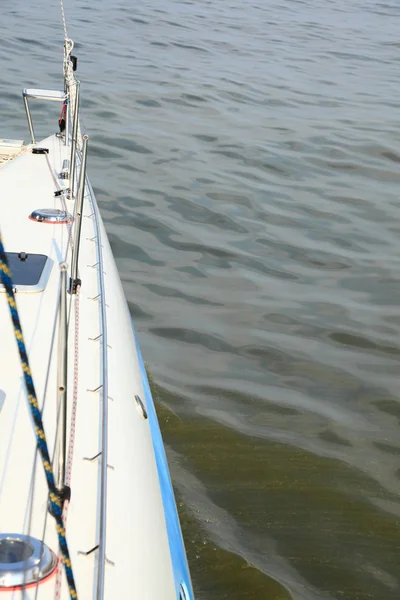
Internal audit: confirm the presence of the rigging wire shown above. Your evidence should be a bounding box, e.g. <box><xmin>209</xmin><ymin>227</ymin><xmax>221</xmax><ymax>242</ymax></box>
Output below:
<box><xmin>24</xmin><ymin>287</ymin><xmax>60</xmax><ymax>596</ymax></box>
<box><xmin>0</xmin><ymin>231</ymin><xmax>79</xmax><ymax>600</ymax></box>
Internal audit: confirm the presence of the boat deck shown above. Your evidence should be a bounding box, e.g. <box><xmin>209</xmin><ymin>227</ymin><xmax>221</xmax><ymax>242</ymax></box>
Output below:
<box><xmin>0</xmin><ymin>135</ymin><xmax>178</xmax><ymax>599</ymax></box>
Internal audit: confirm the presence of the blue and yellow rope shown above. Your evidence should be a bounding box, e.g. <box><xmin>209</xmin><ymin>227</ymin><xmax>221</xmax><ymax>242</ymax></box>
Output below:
<box><xmin>0</xmin><ymin>230</ymin><xmax>78</xmax><ymax>599</ymax></box>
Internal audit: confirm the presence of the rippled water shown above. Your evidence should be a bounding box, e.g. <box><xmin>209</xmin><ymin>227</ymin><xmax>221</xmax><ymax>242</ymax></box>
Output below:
<box><xmin>2</xmin><ymin>0</ymin><xmax>400</xmax><ymax>598</ymax></box>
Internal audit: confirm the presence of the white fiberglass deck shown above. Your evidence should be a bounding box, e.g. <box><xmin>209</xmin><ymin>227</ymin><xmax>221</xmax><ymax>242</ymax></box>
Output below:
<box><xmin>0</xmin><ymin>135</ymin><xmax>177</xmax><ymax>599</ymax></box>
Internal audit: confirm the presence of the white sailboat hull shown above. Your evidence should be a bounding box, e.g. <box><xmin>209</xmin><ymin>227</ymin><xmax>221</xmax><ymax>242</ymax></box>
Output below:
<box><xmin>0</xmin><ymin>134</ymin><xmax>192</xmax><ymax>598</ymax></box>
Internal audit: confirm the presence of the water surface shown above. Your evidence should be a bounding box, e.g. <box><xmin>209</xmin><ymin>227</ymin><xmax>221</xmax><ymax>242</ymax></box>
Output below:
<box><xmin>2</xmin><ymin>0</ymin><xmax>400</xmax><ymax>598</ymax></box>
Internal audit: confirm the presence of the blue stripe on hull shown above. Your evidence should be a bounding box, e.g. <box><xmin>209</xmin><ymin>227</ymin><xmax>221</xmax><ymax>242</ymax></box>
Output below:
<box><xmin>132</xmin><ymin>322</ymin><xmax>194</xmax><ymax>600</ymax></box>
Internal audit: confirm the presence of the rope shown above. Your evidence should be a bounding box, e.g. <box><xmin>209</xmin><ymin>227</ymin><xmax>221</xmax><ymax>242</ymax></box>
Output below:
<box><xmin>55</xmin><ymin>284</ymin><xmax>80</xmax><ymax>598</ymax></box>
<box><xmin>59</xmin><ymin>0</ymin><xmax>83</xmax><ymax>152</ymax></box>
<box><xmin>67</xmin><ymin>286</ymin><xmax>80</xmax><ymax>490</ymax></box>
<box><xmin>58</xmin><ymin>0</ymin><xmax>84</xmax><ymax>150</ymax></box>
<box><xmin>60</xmin><ymin>0</ymin><xmax>68</xmax><ymax>41</ymax></box>
<box><xmin>0</xmin><ymin>230</ymin><xmax>78</xmax><ymax>600</ymax></box>
<box><xmin>59</xmin><ymin>0</ymin><xmax>82</xmax><ymax>151</ymax></box>
<box><xmin>63</xmin><ymin>40</ymin><xmax>83</xmax><ymax>152</ymax></box>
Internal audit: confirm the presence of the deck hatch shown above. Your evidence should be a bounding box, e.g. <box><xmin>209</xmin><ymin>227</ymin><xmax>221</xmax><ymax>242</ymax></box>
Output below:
<box><xmin>0</xmin><ymin>252</ymin><xmax>53</xmax><ymax>293</ymax></box>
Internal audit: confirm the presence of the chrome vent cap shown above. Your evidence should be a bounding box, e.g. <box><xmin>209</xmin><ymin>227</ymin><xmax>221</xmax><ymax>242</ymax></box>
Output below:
<box><xmin>0</xmin><ymin>534</ymin><xmax>57</xmax><ymax>588</ymax></box>
<box><xmin>29</xmin><ymin>208</ymin><xmax>72</xmax><ymax>223</ymax></box>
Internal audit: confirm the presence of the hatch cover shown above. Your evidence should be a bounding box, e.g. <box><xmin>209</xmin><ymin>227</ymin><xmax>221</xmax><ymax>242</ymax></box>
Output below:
<box><xmin>0</xmin><ymin>252</ymin><xmax>53</xmax><ymax>293</ymax></box>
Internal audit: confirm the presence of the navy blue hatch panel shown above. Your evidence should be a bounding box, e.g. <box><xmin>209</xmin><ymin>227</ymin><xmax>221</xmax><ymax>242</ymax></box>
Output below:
<box><xmin>5</xmin><ymin>253</ymin><xmax>48</xmax><ymax>286</ymax></box>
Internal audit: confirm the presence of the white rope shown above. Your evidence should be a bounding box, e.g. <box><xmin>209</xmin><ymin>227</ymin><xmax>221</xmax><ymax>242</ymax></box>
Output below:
<box><xmin>63</xmin><ymin>39</ymin><xmax>83</xmax><ymax>152</ymax></box>
<box><xmin>60</xmin><ymin>0</ymin><xmax>68</xmax><ymax>41</ymax></box>
<box><xmin>55</xmin><ymin>285</ymin><xmax>80</xmax><ymax>599</ymax></box>
<box><xmin>59</xmin><ymin>0</ymin><xmax>83</xmax><ymax>150</ymax></box>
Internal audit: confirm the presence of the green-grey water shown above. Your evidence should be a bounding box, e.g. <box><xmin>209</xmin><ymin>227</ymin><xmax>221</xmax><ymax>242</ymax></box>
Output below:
<box><xmin>2</xmin><ymin>0</ymin><xmax>400</xmax><ymax>598</ymax></box>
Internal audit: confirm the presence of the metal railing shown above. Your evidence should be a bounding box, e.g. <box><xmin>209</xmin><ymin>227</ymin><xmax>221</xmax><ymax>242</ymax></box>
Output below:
<box><xmin>22</xmin><ymin>88</ymin><xmax>66</xmax><ymax>146</ymax></box>
<box><xmin>86</xmin><ymin>173</ymin><xmax>109</xmax><ymax>600</ymax></box>
<box><xmin>70</xmin><ymin>134</ymin><xmax>88</xmax><ymax>293</ymax></box>
<box><xmin>63</xmin><ymin>71</ymin><xmax>109</xmax><ymax>600</ymax></box>
<box><xmin>22</xmin><ymin>61</ymin><xmax>109</xmax><ymax>600</ymax></box>
<box><xmin>55</xmin><ymin>263</ymin><xmax>68</xmax><ymax>493</ymax></box>
<box><xmin>69</xmin><ymin>81</ymin><xmax>80</xmax><ymax>198</ymax></box>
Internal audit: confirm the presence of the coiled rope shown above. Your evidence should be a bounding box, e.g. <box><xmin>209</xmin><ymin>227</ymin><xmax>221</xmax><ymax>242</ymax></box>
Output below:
<box><xmin>60</xmin><ymin>0</ymin><xmax>83</xmax><ymax>152</ymax></box>
<box><xmin>0</xmin><ymin>230</ymin><xmax>78</xmax><ymax>600</ymax></box>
